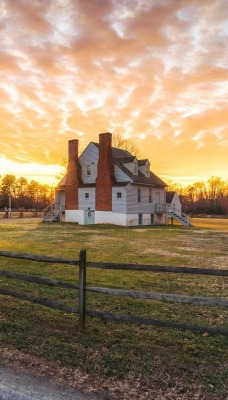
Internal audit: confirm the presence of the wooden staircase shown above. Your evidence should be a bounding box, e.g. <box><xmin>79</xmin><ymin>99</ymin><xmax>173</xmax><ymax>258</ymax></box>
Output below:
<box><xmin>168</xmin><ymin>208</ymin><xmax>193</xmax><ymax>227</ymax></box>
<box><xmin>42</xmin><ymin>204</ymin><xmax>62</xmax><ymax>222</ymax></box>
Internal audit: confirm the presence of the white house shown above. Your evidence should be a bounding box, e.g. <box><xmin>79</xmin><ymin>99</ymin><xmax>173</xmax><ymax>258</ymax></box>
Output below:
<box><xmin>166</xmin><ymin>191</ymin><xmax>182</xmax><ymax>216</ymax></box>
<box><xmin>165</xmin><ymin>191</ymin><xmax>192</xmax><ymax>226</ymax></box>
<box><xmin>54</xmin><ymin>132</ymin><xmax>168</xmax><ymax>226</ymax></box>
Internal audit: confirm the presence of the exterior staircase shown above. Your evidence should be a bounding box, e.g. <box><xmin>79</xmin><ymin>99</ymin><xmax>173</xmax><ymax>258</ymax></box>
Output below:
<box><xmin>42</xmin><ymin>203</ymin><xmax>62</xmax><ymax>222</ymax></box>
<box><xmin>168</xmin><ymin>208</ymin><xmax>193</xmax><ymax>227</ymax></box>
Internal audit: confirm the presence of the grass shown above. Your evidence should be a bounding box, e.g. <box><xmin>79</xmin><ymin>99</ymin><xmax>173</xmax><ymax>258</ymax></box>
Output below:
<box><xmin>0</xmin><ymin>218</ymin><xmax>228</xmax><ymax>399</ymax></box>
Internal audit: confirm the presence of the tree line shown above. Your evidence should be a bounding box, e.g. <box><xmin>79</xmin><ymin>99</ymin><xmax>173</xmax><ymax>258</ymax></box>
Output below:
<box><xmin>1</xmin><ymin>173</ymin><xmax>227</xmax><ymax>216</ymax></box>
<box><xmin>168</xmin><ymin>177</ymin><xmax>228</xmax><ymax>216</ymax></box>
<box><xmin>0</xmin><ymin>174</ymin><xmax>54</xmax><ymax>210</ymax></box>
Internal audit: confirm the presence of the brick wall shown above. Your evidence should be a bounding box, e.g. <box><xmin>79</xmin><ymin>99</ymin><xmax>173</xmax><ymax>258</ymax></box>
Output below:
<box><xmin>65</xmin><ymin>139</ymin><xmax>81</xmax><ymax>210</ymax></box>
<box><xmin>96</xmin><ymin>132</ymin><xmax>116</xmax><ymax>211</ymax></box>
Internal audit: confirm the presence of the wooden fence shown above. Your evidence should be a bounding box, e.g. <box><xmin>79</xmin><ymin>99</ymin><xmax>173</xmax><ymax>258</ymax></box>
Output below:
<box><xmin>0</xmin><ymin>250</ymin><xmax>228</xmax><ymax>336</ymax></box>
<box><xmin>0</xmin><ymin>210</ymin><xmax>42</xmax><ymax>219</ymax></box>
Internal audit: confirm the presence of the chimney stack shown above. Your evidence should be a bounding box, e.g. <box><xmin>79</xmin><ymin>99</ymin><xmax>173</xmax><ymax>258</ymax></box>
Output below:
<box><xmin>96</xmin><ymin>132</ymin><xmax>116</xmax><ymax>211</ymax></box>
<box><xmin>65</xmin><ymin>139</ymin><xmax>81</xmax><ymax>210</ymax></box>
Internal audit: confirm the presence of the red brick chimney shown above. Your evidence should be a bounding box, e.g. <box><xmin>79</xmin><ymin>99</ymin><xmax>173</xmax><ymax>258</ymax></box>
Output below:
<box><xmin>96</xmin><ymin>132</ymin><xmax>116</xmax><ymax>211</ymax></box>
<box><xmin>65</xmin><ymin>139</ymin><xmax>81</xmax><ymax>210</ymax></box>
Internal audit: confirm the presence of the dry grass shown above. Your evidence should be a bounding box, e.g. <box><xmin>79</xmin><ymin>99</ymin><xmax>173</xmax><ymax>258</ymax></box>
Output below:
<box><xmin>0</xmin><ymin>218</ymin><xmax>228</xmax><ymax>399</ymax></box>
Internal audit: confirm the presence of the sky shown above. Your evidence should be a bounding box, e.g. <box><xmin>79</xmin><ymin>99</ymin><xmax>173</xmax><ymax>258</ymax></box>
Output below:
<box><xmin>0</xmin><ymin>0</ymin><xmax>227</xmax><ymax>186</ymax></box>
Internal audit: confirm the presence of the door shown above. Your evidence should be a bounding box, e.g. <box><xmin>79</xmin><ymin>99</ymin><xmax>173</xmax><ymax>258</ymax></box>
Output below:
<box><xmin>155</xmin><ymin>192</ymin><xmax>161</xmax><ymax>204</ymax></box>
<box><xmin>84</xmin><ymin>210</ymin><xmax>95</xmax><ymax>224</ymax></box>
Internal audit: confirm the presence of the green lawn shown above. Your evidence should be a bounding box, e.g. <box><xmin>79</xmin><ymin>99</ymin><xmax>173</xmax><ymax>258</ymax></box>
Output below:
<box><xmin>0</xmin><ymin>218</ymin><xmax>227</xmax><ymax>399</ymax></box>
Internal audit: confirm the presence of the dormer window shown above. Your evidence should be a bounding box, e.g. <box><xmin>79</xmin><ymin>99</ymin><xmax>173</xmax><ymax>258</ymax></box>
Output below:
<box><xmin>133</xmin><ymin>160</ymin><xmax>138</xmax><ymax>175</ymax></box>
<box><xmin>87</xmin><ymin>165</ymin><xmax>91</xmax><ymax>176</ymax></box>
<box><xmin>138</xmin><ymin>159</ymin><xmax>150</xmax><ymax>177</ymax></box>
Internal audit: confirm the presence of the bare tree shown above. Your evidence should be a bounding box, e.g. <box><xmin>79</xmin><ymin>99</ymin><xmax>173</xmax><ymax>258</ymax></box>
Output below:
<box><xmin>112</xmin><ymin>134</ymin><xmax>142</xmax><ymax>158</ymax></box>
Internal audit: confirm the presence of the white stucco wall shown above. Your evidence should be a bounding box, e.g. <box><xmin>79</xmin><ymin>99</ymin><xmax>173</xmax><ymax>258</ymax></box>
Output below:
<box><xmin>65</xmin><ymin>210</ymin><xmax>84</xmax><ymax>224</ymax></box>
<box><xmin>95</xmin><ymin>211</ymin><xmax>127</xmax><ymax>225</ymax></box>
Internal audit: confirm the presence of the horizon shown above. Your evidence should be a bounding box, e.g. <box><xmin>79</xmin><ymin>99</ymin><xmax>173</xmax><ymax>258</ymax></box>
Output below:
<box><xmin>0</xmin><ymin>0</ymin><xmax>227</xmax><ymax>186</ymax></box>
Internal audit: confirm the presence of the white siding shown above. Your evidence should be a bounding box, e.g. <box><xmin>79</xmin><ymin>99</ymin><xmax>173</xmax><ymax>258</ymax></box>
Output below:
<box><xmin>112</xmin><ymin>187</ymin><xmax>127</xmax><ymax>213</ymax></box>
<box><xmin>79</xmin><ymin>143</ymin><xmax>99</xmax><ymax>184</ymax></box>
<box><xmin>138</xmin><ymin>161</ymin><xmax>150</xmax><ymax>177</ymax></box>
<box><xmin>122</xmin><ymin>158</ymin><xmax>137</xmax><ymax>174</ymax></box>
<box><xmin>172</xmin><ymin>193</ymin><xmax>182</xmax><ymax>213</ymax></box>
<box><xmin>126</xmin><ymin>185</ymin><xmax>156</xmax><ymax>214</ymax></box>
<box><xmin>114</xmin><ymin>165</ymin><xmax>131</xmax><ymax>182</ymax></box>
<box><xmin>154</xmin><ymin>188</ymin><xmax>165</xmax><ymax>204</ymax></box>
<box><xmin>55</xmin><ymin>190</ymin><xmax>65</xmax><ymax>209</ymax></box>
<box><xmin>78</xmin><ymin>188</ymin><xmax>95</xmax><ymax>210</ymax></box>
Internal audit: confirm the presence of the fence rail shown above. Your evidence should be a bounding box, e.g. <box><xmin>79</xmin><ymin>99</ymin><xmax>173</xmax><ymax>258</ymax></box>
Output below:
<box><xmin>0</xmin><ymin>250</ymin><xmax>227</xmax><ymax>336</ymax></box>
<box><xmin>0</xmin><ymin>210</ymin><xmax>42</xmax><ymax>219</ymax></box>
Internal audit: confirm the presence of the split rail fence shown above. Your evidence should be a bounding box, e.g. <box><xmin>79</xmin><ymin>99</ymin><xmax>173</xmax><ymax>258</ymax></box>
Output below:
<box><xmin>0</xmin><ymin>249</ymin><xmax>228</xmax><ymax>336</ymax></box>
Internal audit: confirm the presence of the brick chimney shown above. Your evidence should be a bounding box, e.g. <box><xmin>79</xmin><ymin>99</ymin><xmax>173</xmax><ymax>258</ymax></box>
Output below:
<box><xmin>65</xmin><ymin>139</ymin><xmax>82</xmax><ymax>210</ymax></box>
<box><xmin>96</xmin><ymin>132</ymin><xmax>116</xmax><ymax>211</ymax></box>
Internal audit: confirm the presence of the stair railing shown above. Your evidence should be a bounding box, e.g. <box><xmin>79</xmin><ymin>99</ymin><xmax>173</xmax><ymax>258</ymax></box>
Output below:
<box><xmin>167</xmin><ymin>205</ymin><xmax>191</xmax><ymax>226</ymax></box>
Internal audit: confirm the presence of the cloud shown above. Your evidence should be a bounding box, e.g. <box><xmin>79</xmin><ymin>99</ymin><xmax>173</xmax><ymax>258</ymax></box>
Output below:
<box><xmin>0</xmin><ymin>0</ymin><xmax>227</xmax><ymax>184</ymax></box>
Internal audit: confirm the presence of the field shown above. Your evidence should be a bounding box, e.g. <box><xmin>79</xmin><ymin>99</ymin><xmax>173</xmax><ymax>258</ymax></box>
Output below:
<box><xmin>0</xmin><ymin>218</ymin><xmax>228</xmax><ymax>399</ymax></box>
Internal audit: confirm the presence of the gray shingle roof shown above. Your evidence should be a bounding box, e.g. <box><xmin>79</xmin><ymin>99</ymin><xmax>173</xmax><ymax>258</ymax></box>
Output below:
<box><xmin>166</xmin><ymin>191</ymin><xmax>176</xmax><ymax>203</ymax></box>
<box><xmin>56</xmin><ymin>142</ymin><xmax>167</xmax><ymax>188</ymax></box>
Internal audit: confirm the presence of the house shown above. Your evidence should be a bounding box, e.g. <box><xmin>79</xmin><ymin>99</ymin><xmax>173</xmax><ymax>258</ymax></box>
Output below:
<box><xmin>54</xmin><ymin>132</ymin><xmax>168</xmax><ymax>226</ymax></box>
<box><xmin>166</xmin><ymin>191</ymin><xmax>182</xmax><ymax>216</ymax></box>
<box><xmin>166</xmin><ymin>191</ymin><xmax>192</xmax><ymax>226</ymax></box>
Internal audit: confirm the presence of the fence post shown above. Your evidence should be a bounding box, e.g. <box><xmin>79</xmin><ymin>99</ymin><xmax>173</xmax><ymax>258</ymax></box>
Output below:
<box><xmin>79</xmin><ymin>249</ymin><xmax>86</xmax><ymax>333</ymax></box>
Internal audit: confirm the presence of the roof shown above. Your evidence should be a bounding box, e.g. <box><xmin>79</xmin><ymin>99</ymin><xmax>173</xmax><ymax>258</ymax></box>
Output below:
<box><xmin>91</xmin><ymin>142</ymin><xmax>167</xmax><ymax>187</ymax></box>
<box><xmin>166</xmin><ymin>191</ymin><xmax>176</xmax><ymax>203</ymax></box>
<box><xmin>56</xmin><ymin>141</ymin><xmax>167</xmax><ymax>189</ymax></box>
<box><xmin>138</xmin><ymin>159</ymin><xmax>149</xmax><ymax>165</ymax></box>
<box><xmin>56</xmin><ymin>175</ymin><xmax>66</xmax><ymax>189</ymax></box>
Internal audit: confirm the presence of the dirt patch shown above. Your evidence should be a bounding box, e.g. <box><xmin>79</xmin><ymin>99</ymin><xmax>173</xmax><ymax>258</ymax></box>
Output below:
<box><xmin>143</xmin><ymin>248</ymin><xmax>181</xmax><ymax>257</ymax></box>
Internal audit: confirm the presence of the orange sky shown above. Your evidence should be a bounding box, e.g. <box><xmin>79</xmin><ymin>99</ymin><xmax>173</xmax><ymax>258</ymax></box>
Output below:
<box><xmin>0</xmin><ymin>0</ymin><xmax>227</xmax><ymax>186</ymax></box>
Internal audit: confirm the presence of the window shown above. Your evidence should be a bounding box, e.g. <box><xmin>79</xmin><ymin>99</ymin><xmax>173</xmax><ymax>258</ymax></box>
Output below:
<box><xmin>117</xmin><ymin>192</ymin><xmax>122</xmax><ymax>199</ymax></box>
<box><xmin>149</xmin><ymin>188</ymin><xmax>152</xmax><ymax>203</ymax></box>
<box><xmin>151</xmin><ymin>213</ymin><xmax>154</xmax><ymax>224</ymax></box>
<box><xmin>138</xmin><ymin>213</ymin><xmax>143</xmax><ymax>225</ymax></box>
<box><xmin>137</xmin><ymin>188</ymin><xmax>141</xmax><ymax>203</ymax></box>
<box><xmin>87</xmin><ymin>165</ymin><xmax>91</xmax><ymax>176</ymax></box>
<box><xmin>85</xmin><ymin>193</ymin><xmax>89</xmax><ymax>199</ymax></box>
<box><xmin>133</xmin><ymin>161</ymin><xmax>138</xmax><ymax>175</ymax></box>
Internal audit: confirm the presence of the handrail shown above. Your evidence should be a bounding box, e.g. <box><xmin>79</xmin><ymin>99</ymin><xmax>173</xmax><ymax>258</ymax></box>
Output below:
<box><xmin>42</xmin><ymin>203</ymin><xmax>63</xmax><ymax>222</ymax></box>
<box><xmin>42</xmin><ymin>203</ymin><xmax>54</xmax><ymax>219</ymax></box>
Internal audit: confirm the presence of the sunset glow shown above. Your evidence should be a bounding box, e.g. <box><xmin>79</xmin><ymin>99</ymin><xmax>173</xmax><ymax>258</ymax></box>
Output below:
<box><xmin>0</xmin><ymin>0</ymin><xmax>227</xmax><ymax>186</ymax></box>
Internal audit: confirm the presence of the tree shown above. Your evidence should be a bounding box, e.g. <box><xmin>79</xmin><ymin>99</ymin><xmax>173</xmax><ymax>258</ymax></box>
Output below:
<box><xmin>112</xmin><ymin>134</ymin><xmax>142</xmax><ymax>158</ymax></box>
<box><xmin>0</xmin><ymin>174</ymin><xmax>17</xmax><ymax>196</ymax></box>
<box><xmin>0</xmin><ymin>174</ymin><xmax>54</xmax><ymax>209</ymax></box>
<box><xmin>176</xmin><ymin>176</ymin><xmax>228</xmax><ymax>215</ymax></box>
